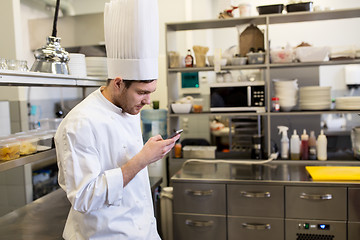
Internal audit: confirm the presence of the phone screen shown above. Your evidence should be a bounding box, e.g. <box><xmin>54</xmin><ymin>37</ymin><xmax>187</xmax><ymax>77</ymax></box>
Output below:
<box><xmin>168</xmin><ymin>129</ymin><xmax>183</xmax><ymax>139</ymax></box>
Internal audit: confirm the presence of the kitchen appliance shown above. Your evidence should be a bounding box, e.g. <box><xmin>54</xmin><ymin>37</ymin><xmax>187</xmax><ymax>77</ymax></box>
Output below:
<box><xmin>31</xmin><ymin>0</ymin><xmax>70</xmax><ymax>75</ymax></box>
<box><xmin>210</xmin><ymin>81</ymin><xmax>265</xmax><ymax>112</ymax></box>
<box><xmin>286</xmin><ymin>219</ymin><xmax>346</xmax><ymax>240</ymax></box>
<box><xmin>351</xmin><ymin>126</ymin><xmax>360</xmax><ymax>160</ymax></box>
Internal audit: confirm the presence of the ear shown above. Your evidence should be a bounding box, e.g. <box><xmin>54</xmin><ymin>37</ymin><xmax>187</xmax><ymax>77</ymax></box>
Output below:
<box><xmin>113</xmin><ymin>77</ymin><xmax>123</xmax><ymax>89</ymax></box>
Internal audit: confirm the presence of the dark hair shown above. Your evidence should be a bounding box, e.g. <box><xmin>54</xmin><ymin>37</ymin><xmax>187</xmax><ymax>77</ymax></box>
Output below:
<box><xmin>107</xmin><ymin>79</ymin><xmax>155</xmax><ymax>88</ymax></box>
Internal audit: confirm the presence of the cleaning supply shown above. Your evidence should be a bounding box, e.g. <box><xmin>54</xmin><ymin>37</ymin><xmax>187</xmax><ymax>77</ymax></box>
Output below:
<box><xmin>308</xmin><ymin>131</ymin><xmax>317</xmax><ymax>160</ymax></box>
<box><xmin>290</xmin><ymin>129</ymin><xmax>301</xmax><ymax>160</ymax></box>
<box><xmin>317</xmin><ymin>130</ymin><xmax>327</xmax><ymax>161</ymax></box>
<box><xmin>300</xmin><ymin>129</ymin><xmax>309</xmax><ymax>160</ymax></box>
<box><xmin>278</xmin><ymin>126</ymin><xmax>289</xmax><ymax>159</ymax></box>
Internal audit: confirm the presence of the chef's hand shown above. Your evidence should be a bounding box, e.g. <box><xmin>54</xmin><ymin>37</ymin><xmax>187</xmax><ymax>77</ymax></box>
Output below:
<box><xmin>121</xmin><ymin>134</ymin><xmax>180</xmax><ymax>187</ymax></box>
<box><xmin>141</xmin><ymin>134</ymin><xmax>180</xmax><ymax>165</ymax></box>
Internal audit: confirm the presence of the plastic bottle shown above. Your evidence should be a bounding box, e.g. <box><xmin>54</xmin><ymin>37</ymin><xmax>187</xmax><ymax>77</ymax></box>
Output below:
<box><xmin>185</xmin><ymin>49</ymin><xmax>193</xmax><ymax>67</ymax></box>
<box><xmin>278</xmin><ymin>126</ymin><xmax>289</xmax><ymax>159</ymax></box>
<box><xmin>317</xmin><ymin>130</ymin><xmax>327</xmax><ymax>161</ymax></box>
<box><xmin>300</xmin><ymin>129</ymin><xmax>309</xmax><ymax>160</ymax></box>
<box><xmin>308</xmin><ymin>131</ymin><xmax>317</xmax><ymax>160</ymax></box>
<box><xmin>290</xmin><ymin>129</ymin><xmax>301</xmax><ymax>160</ymax></box>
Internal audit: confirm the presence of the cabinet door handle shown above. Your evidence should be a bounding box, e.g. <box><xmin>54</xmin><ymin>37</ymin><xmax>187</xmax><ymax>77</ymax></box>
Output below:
<box><xmin>240</xmin><ymin>191</ymin><xmax>271</xmax><ymax>198</ymax></box>
<box><xmin>242</xmin><ymin>223</ymin><xmax>271</xmax><ymax>230</ymax></box>
<box><xmin>299</xmin><ymin>193</ymin><xmax>332</xmax><ymax>200</ymax></box>
<box><xmin>185</xmin><ymin>219</ymin><xmax>214</xmax><ymax>227</ymax></box>
<box><xmin>247</xmin><ymin>86</ymin><xmax>252</xmax><ymax>106</ymax></box>
<box><xmin>185</xmin><ymin>189</ymin><xmax>213</xmax><ymax>196</ymax></box>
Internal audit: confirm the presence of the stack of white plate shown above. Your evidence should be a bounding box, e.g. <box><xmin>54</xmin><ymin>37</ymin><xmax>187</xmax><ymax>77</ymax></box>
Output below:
<box><xmin>273</xmin><ymin>79</ymin><xmax>298</xmax><ymax>111</ymax></box>
<box><xmin>68</xmin><ymin>53</ymin><xmax>87</xmax><ymax>78</ymax></box>
<box><xmin>335</xmin><ymin>96</ymin><xmax>360</xmax><ymax>110</ymax></box>
<box><xmin>299</xmin><ymin>86</ymin><xmax>331</xmax><ymax>110</ymax></box>
<box><xmin>86</xmin><ymin>57</ymin><xmax>108</xmax><ymax>78</ymax></box>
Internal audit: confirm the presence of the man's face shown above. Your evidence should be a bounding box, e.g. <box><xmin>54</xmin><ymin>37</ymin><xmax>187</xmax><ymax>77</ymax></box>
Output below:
<box><xmin>117</xmin><ymin>80</ymin><xmax>157</xmax><ymax>115</ymax></box>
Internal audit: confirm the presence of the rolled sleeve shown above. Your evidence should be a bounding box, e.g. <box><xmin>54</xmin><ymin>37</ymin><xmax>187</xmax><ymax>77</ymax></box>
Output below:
<box><xmin>105</xmin><ymin>167</ymin><xmax>124</xmax><ymax>206</ymax></box>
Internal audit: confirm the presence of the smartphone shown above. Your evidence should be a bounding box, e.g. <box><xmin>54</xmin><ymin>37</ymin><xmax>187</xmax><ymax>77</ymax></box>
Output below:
<box><xmin>168</xmin><ymin>129</ymin><xmax>183</xmax><ymax>139</ymax></box>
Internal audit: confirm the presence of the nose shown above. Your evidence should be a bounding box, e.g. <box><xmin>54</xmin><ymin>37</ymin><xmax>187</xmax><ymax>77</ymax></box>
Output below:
<box><xmin>143</xmin><ymin>94</ymin><xmax>151</xmax><ymax>105</ymax></box>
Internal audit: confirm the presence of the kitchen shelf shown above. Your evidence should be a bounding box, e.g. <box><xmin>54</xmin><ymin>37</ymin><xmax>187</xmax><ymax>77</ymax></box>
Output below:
<box><xmin>166</xmin><ymin>8</ymin><xmax>360</xmax><ymax>32</ymax></box>
<box><xmin>166</xmin><ymin>7</ymin><xmax>360</xmax><ymax>171</ymax></box>
<box><xmin>0</xmin><ymin>149</ymin><xmax>56</xmax><ymax>173</ymax></box>
<box><xmin>168</xmin><ymin>59</ymin><xmax>360</xmax><ymax>73</ymax></box>
<box><xmin>0</xmin><ymin>70</ymin><xmax>106</xmax><ymax>87</ymax></box>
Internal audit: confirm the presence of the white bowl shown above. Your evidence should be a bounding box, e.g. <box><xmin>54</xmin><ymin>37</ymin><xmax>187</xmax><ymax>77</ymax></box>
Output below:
<box><xmin>171</xmin><ymin>103</ymin><xmax>192</xmax><ymax>114</ymax></box>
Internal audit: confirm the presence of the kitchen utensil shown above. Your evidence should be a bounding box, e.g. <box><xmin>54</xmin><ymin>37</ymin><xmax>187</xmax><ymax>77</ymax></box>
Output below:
<box><xmin>351</xmin><ymin>127</ymin><xmax>360</xmax><ymax>160</ymax></box>
<box><xmin>286</xmin><ymin>2</ymin><xmax>313</xmax><ymax>12</ymax></box>
<box><xmin>256</xmin><ymin>4</ymin><xmax>284</xmax><ymax>15</ymax></box>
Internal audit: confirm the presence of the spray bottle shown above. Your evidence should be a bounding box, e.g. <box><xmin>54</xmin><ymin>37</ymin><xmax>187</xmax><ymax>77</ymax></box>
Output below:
<box><xmin>290</xmin><ymin>129</ymin><xmax>301</xmax><ymax>160</ymax></box>
<box><xmin>278</xmin><ymin>126</ymin><xmax>289</xmax><ymax>159</ymax></box>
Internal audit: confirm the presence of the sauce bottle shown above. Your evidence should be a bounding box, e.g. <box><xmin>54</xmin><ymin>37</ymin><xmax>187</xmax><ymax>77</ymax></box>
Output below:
<box><xmin>290</xmin><ymin>129</ymin><xmax>301</xmax><ymax>160</ymax></box>
<box><xmin>317</xmin><ymin>130</ymin><xmax>327</xmax><ymax>161</ymax></box>
<box><xmin>300</xmin><ymin>129</ymin><xmax>309</xmax><ymax>160</ymax></box>
<box><xmin>185</xmin><ymin>49</ymin><xmax>193</xmax><ymax>67</ymax></box>
<box><xmin>308</xmin><ymin>131</ymin><xmax>317</xmax><ymax>160</ymax></box>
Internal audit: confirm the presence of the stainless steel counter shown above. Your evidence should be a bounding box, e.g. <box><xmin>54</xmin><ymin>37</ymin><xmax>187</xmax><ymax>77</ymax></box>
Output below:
<box><xmin>0</xmin><ymin>177</ymin><xmax>162</xmax><ymax>240</ymax></box>
<box><xmin>172</xmin><ymin>160</ymin><xmax>360</xmax><ymax>186</ymax></box>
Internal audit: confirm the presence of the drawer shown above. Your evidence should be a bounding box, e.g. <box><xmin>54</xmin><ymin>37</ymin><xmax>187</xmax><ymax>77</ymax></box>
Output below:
<box><xmin>228</xmin><ymin>184</ymin><xmax>284</xmax><ymax>217</ymax></box>
<box><xmin>348</xmin><ymin>188</ymin><xmax>360</xmax><ymax>221</ymax></box>
<box><xmin>173</xmin><ymin>213</ymin><xmax>226</xmax><ymax>240</ymax></box>
<box><xmin>173</xmin><ymin>182</ymin><xmax>226</xmax><ymax>214</ymax></box>
<box><xmin>228</xmin><ymin>216</ymin><xmax>284</xmax><ymax>240</ymax></box>
<box><xmin>285</xmin><ymin>186</ymin><xmax>347</xmax><ymax>220</ymax></box>
<box><xmin>285</xmin><ymin>219</ymin><xmax>346</xmax><ymax>240</ymax></box>
<box><xmin>348</xmin><ymin>222</ymin><xmax>360</xmax><ymax>240</ymax></box>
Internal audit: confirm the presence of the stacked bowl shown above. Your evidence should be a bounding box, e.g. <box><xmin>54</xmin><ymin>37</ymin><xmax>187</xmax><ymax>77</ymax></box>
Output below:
<box><xmin>335</xmin><ymin>96</ymin><xmax>360</xmax><ymax>110</ymax></box>
<box><xmin>85</xmin><ymin>57</ymin><xmax>108</xmax><ymax>78</ymax></box>
<box><xmin>273</xmin><ymin>79</ymin><xmax>298</xmax><ymax>111</ymax></box>
<box><xmin>299</xmin><ymin>86</ymin><xmax>331</xmax><ymax>110</ymax></box>
<box><xmin>68</xmin><ymin>53</ymin><xmax>87</xmax><ymax>78</ymax></box>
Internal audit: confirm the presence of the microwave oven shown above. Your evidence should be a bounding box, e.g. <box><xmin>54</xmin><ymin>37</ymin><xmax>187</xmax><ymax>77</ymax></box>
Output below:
<box><xmin>210</xmin><ymin>81</ymin><xmax>265</xmax><ymax>112</ymax></box>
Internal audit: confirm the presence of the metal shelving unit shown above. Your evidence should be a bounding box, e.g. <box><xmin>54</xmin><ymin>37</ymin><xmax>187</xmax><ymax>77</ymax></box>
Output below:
<box><xmin>166</xmin><ymin>8</ymin><xmax>360</xmax><ymax>163</ymax></box>
<box><xmin>0</xmin><ymin>71</ymin><xmax>105</xmax><ymax>172</ymax></box>
<box><xmin>0</xmin><ymin>149</ymin><xmax>56</xmax><ymax>173</ymax></box>
<box><xmin>0</xmin><ymin>70</ymin><xmax>106</xmax><ymax>87</ymax></box>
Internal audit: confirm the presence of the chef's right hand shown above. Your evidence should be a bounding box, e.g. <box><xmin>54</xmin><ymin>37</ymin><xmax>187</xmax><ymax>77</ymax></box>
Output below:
<box><xmin>141</xmin><ymin>134</ymin><xmax>180</xmax><ymax>165</ymax></box>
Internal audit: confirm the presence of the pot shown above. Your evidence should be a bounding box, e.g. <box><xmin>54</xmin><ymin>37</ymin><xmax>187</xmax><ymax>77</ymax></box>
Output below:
<box><xmin>351</xmin><ymin>127</ymin><xmax>360</xmax><ymax>160</ymax></box>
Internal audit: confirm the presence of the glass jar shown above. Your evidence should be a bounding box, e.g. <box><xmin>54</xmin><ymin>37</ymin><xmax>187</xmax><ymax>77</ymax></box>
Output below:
<box><xmin>6</xmin><ymin>59</ymin><xmax>17</xmax><ymax>70</ymax></box>
<box><xmin>0</xmin><ymin>58</ymin><xmax>8</xmax><ymax>70</ymax></box>
<box><xmin>18</xmin><ymin>60</ymin><xmax>29</xmax><ymax>72</ymax></box>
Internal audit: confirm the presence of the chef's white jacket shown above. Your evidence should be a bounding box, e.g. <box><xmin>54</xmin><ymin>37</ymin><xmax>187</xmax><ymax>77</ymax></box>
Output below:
<box><xmin>55</xmin><ymin>88</ymin><xmax>160</xmax><ymax>240</ymax></box>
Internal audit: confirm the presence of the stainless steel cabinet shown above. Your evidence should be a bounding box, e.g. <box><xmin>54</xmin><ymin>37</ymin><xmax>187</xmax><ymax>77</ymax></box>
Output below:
<box><xmin>285</xmin><ymin>186</ymin><xmax>347</xmax><ymax>220</ymax></box>
<box><xmin>228</xmin><ymin>184</ymin><xmax>284</xmax><ymax>218</ymax></box>
<box><xmin>228</xmin><ymin>216</ymin><xmax>284</xmax><ymax>240</ymax></box>
<box><xmin>173</xmin><ymin>213</ymin><xmax>226</xmax><ymax>240</ymax></box>
<box><xmin>348</xmin><ymin>188</ymin><xmax>360</xmax><ymax>240</ymax></box>
<box><xmin>173</xmin><ymin>182</ymin><xmax>226</xmax><ymax>215</ymax></box>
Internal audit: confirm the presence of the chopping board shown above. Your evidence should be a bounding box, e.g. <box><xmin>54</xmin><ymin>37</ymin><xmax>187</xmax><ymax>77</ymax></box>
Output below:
<box><xmin>306</xmin><ymin>166</ymin><xmax>360</xmax><ymax>181</ymax></box>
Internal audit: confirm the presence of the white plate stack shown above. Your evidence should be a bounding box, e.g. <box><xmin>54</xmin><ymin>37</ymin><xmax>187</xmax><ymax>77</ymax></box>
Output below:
<box><xmin>273</xmin><ymin>79</ymin><xmax>298</xmax><ymax>111</ymax></box>
<box><xmin>68</xmin><ymin>53</ymin><xmax>87</xmax><ymax>78</ymax></box>
<box><xmin>335</xmin><ymin>96</ymin><xmax>360</xmax><ymax>110</ymax></box>
<box><xmin>299</xmin><ymin>86</ymin><xmax>331</xmax><ymax>110</ymax></box>
<box><xmin>86</xmin><ymin>57</ymin><xmax>108</xmax><ymax>78</ymax></box>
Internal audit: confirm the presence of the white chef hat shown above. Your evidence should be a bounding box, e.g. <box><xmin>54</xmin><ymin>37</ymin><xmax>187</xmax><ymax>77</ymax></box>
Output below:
<box><xmin>104</xmin><ymin>0</ymin><xmax>159</xmax><ymax>80</ymax></box>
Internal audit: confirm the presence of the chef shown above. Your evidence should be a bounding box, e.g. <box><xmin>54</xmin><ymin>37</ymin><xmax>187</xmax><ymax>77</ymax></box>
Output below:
<box><xmin>54</xmin><ymin>0</ymin><xmax>178</xmax><ymax>239</ymax></box>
